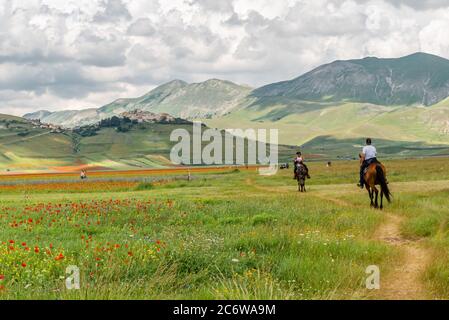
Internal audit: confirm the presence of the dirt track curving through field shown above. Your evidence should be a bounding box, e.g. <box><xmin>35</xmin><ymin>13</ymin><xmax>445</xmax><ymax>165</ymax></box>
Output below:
<box><xmin>370</xmin><ymin>213</ymin><xmax>430</xmax><ymax>300</ymax></box>
<box><xmin>245</xmin><ymin>177</ymin><xmax>433</xmax><ymax>300</ymax></box>
<box><xmin>309</xmin><ymin>191</ymin><xmax>432</xmax><ymax>300</ymax></box>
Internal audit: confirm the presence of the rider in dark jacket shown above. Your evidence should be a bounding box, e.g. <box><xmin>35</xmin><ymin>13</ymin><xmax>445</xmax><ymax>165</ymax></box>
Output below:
<box><xmin>293</xmin><ymin>152</ymin><xmax>311</xmax><ymax>179</ymax></box>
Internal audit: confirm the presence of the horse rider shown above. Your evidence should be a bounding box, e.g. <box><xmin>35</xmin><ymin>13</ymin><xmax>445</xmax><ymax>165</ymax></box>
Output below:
<box><xmin>293</xmin><ymin>151</ymin><xmax>311</xmax><ymax>179</ymax></box>
<box><xmin>358</xmin><ymin>138</ymin><xmax>378</xmax><ymax>189</ymax></box>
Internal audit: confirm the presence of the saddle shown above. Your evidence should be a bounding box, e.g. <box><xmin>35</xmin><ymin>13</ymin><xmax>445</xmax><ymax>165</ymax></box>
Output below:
<box><xmin>362</xmin><ymin>159</ymin><xmax>381</xmax><ymax>176</ymax></box>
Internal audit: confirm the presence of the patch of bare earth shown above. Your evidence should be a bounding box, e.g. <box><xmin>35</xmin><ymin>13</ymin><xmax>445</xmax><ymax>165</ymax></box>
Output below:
<box><xmin>369</xmin><ymin>213</ymin><xmax>431</xmax><ymax>300</ymax></box>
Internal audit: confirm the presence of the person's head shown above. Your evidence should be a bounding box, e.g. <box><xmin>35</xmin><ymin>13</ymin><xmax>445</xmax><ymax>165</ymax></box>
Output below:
<box><xmin>366</xmin><ymin>138</ymin><xmax>372</xmax><ymax>145</ymax></box>
<box><xmin>296</xmin><ymin>152</ymin><xmax>302</xmax><ymax>157</ymax></box>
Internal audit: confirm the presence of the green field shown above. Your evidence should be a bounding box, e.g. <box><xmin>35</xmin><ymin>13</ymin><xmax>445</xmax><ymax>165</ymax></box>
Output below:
<box><xmin>1</xmin><ymin>158</ymin><xmax>449</xmax><ymax>299</ymax></box>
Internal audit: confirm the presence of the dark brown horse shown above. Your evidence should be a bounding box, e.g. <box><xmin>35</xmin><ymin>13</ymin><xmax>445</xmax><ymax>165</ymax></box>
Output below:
<box><xmin>363</xmin><ymin>162</ymin><xmax>391</xmax><ymax>209</ymax></box>
<box><xmin>296</xmin><ymin>164</ymin><xmax>307</xmax><ymax>192</ymax></box>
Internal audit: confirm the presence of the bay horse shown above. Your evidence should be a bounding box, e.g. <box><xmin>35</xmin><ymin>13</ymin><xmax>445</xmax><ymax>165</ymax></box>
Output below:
<box><xmin>296</xmin><ymin>164</ymin><xmax>307</xmax><ymax>192</ymax></box>
<box><xmin>363</xmin><ymin>162</ymin><xmax>391</xmax><ymax>209</ymax></box>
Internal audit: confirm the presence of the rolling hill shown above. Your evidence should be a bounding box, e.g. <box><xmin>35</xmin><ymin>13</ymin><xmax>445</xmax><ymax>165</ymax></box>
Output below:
<box><xmin>1</xmin><ymin>113</ymin><xmax>295</xmax><ymax>172</ymax></box>
<box><xmin>0</xmin><ymin>114</ymin><xmax>74</xmax><ymax>171</ymax></box>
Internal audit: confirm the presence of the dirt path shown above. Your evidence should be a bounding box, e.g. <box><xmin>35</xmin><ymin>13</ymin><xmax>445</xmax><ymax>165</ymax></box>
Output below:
<box><xmin>245</xmin><ymin>177</ymin><xmax>433</xmax><ymax>300</ymax></box>
<box><xmin>370</xmin><ymin>213</ymin><xmax>431</xmax><ymax>300</ymax></box>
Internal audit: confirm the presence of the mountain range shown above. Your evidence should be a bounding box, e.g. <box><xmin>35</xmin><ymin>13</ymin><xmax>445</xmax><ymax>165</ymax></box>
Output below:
<box><xmin>25</xmin><ymin>79</ymin><xmax>252</xmax><ymax>127</ymax></box>
<box><xmin>5</xmin><ymin>52</ymin><xmax>449</xmax><ymax>171</ymax></box>
<box><xmin>252</xmin><ymin>52</ymin><xmax>449</xmax><ymax>106</ymax></box>
<box><xmin>24</xmin><ymin>53</ymin><xmax>449</xmax><ymax>129</ymax></box>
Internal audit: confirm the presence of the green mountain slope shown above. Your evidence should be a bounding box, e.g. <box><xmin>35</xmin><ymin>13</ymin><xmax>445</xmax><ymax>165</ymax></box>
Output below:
<box><xmin>252</xmin><ymin>52</ymin><xmax>449</xmax><ymax>106</ymax></box>
<box><xmin>205</xmin><ymin>99</ymin><xmax>449</xmax><ymax>152</ymax></box>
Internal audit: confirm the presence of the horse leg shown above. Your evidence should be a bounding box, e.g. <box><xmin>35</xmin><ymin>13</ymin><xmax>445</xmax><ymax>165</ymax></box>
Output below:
<box><xmin>380</xmin><ymin>190</ymin><xmax>384</xmax><ymax>210</ymax></box>
<box><xmin>368</xmin><ymin>188</ymin><xmax>374</xmax><ymax>207</ymax></box>
<box><xmin>374</xmin><ymin>187</ymin><xmax>379</xmax><ymax>209</ymax></box>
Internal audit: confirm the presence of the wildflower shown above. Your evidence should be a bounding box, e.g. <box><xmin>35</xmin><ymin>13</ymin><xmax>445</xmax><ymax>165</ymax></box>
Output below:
<box><xmin>0</xmin><ymin>275</ymin><xmax>4</xmax><ymax>281</ymax></box>
<box><xmin>21</xmin><ymin>262</ymin><xmax>27</xmax><ymax>268</ymax></box>
<box><xmin>55</xmin><ymin>253</ymin><xmax>64</xmax><ymax>261</ymax></box>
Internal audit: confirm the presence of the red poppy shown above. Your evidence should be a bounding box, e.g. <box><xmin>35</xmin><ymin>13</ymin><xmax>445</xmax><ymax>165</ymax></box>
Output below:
<box><xmin>21</xmin><ymin>262</ymin><xmax>27</xmax><ymax>268</ymax></box>
<box><xmin>55</xmin><ymin>253</ymin><xmax>64</xmax><ymax>261</ymax></box>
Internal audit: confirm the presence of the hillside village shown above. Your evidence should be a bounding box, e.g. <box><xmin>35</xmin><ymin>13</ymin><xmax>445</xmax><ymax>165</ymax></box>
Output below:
<box><xmin>25</xmin><ymin>110</ymin><xmax>190</xmax><ymax>135</ymax></box>
<box><xmin>29</xmin><ymin>119</ymin><xmax>64</xmax><ymax>133</ymax></box>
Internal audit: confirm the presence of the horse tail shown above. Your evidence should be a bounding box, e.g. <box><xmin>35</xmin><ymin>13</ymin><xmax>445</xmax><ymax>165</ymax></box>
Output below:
<box><xmin>376</xmin><ymin>165</ymin><xmax>391</xmax><ymax>202</ymax></box>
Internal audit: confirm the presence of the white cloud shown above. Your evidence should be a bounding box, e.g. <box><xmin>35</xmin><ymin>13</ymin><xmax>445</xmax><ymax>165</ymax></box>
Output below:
<box><xmin>0</xmin><ymin>0</ymin><xmax>448</xmax><ymax>115</ymax></box>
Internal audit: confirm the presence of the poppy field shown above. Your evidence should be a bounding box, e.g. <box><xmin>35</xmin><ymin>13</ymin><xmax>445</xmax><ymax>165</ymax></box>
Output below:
<box><xmin>1</xmin><ymin>158</ymin><xmax>449</xmax><ymax>300</ymax></box>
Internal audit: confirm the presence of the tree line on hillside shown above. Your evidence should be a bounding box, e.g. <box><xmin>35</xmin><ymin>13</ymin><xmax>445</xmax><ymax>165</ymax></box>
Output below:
<box><xmin>73</xmin><ymin>116</ymin><xmax>136</xmax><ymax>137</ymax></box>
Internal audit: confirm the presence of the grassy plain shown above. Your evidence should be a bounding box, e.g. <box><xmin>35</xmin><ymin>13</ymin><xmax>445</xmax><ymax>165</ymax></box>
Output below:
<box><xmin>0</xmin><ymin>158</ymin><xmax>449</xmax><ymax>299</ymax></box>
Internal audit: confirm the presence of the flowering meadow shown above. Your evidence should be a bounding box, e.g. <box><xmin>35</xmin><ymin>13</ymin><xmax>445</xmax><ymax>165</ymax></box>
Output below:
<box><xmin>1</xmin><ymin>158</ymin><xmax>449</xmax><ymax>299</ymax></box>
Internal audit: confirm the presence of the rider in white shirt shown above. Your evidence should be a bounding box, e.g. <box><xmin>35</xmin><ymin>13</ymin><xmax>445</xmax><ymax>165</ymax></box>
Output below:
<box><xmin>358</xmin><ymin>138</ymin><xmax>378</xmax><ymax>189</ymax></box>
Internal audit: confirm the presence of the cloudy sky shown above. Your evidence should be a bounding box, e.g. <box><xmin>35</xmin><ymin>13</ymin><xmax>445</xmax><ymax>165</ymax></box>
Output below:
<box><xmin>1</xmin><ymin>0</ymin><xmax>449</xmax><ymax>115</ymax></box>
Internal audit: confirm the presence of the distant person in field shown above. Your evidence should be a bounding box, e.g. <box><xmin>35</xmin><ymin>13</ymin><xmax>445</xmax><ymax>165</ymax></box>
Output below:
<box><xmin>358</xmin><ymin>138</ymin><xmax>379</xmax><ymax>189</ymax></box>
<box><xmin>293</xmin><ymin>152</ymin><xmax>311</xmax><ymax>179</ymax></box>
<box><xmin>80</xmin><ymin>170</ymin><xmax>87</xmax><ymax>180</ymax></box>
